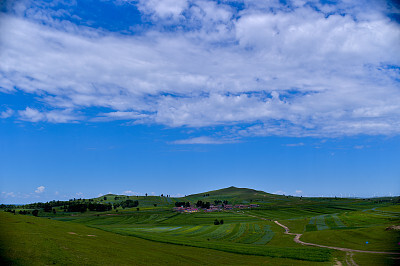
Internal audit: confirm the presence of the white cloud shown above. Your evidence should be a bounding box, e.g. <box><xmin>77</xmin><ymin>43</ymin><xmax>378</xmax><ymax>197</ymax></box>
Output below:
<box><xmin>172</xmin><ymin>136</ymin><xmax>236</xmax><ymax>144</ymax></box>
<box><xmin>273</xmin><ymin>190</ymin><xmax>286</xmax><ymax>195</ymax></box>
<box><xmin>137</xmin><ymin>0</ymin><xmax>188</xmax><ymax>20</ymax></box>
<box><xmin>93</xmin><ymin>111</ymin><xmax>150</xmax><ymax>122</ymax></box>
<box><xmin>18</xmin><ymin>107</ymin><xmax>79</xmax><ymax>123</ymax></box>
<box><xmin>285</xmin><ymin>143</ymin><xmax>305</xmax><ymax>147</ymax></box>
<box><xmin>35</xmin><ymin>186</ymin><xmax>45</xmax><ymax>193</ymax></box>
<box><xmin>19</xmin><ymin>107</ymin><xmax>45</xmax><ymax>122</ymax></box>
<box><xmin>123</xmin><ymin>190</ymin><xmax>139</xmax><ymax>196</ymax></box>
<box><xmin>1</xmin><ymin>1</ymin><xmax>400</xmax><ymax>137</ymax></box>
<box><xmin>1</xmin><ymin>192</ymin><xmax>16</xmax><ymax>198</ymax></box>
<box><xmin>295</xmin><ymin>190</ymin><xmax>303</xmax><ymax>194</ymax></box>
<box><xmin>0</xmin><ymin>108</ymin><xmax>14</xmax><ymax>118</ymax></box>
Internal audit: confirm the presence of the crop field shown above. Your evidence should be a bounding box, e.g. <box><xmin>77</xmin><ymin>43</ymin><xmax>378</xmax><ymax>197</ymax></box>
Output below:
<box><xmin>2</xmin><ymin>212</ymin><xmax>327</xmax><ymax>266</ymax></box>
<box><xmin>301</xmin><ymin>206</ymin><xmax>400</xmax><ymax>252</ymax></box>
<box><xmin>305</xmin><ymin>214</ymin><xmax>347</xmax><ymax>232</ymax></box>
<box><xmin>1</xmin><ymin>187</ymin><xmax>399</xmax><ymax>265</ymax></box>
<box><xmin>61</xmin><ymin>210</ymin><xmax>331</xmax><ymax>262</ymax></box>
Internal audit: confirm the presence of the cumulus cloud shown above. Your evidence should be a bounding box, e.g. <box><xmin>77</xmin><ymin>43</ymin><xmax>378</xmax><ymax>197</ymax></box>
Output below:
<box><xmin>0</xmin><ymin>108</ymin><xmax>13</xmax><ymax>119</ymax></box>
<box><xmin>18</xmin><ymin>107</ymin><xmax>79</xmax><ymax>123</ymax></box>
<box><xmin>35</xmin><ymin>186</ymin><xmax>45</xmax><ymax>193</ymax></box>
<box><xmin>0</xmin><ymin>0</ymin><xmax>399</xmax><ymax>137</ymax></box>
<box><xmin>137</xmin><ymin>0</ymin><xmax>188</xmax><ymax>20</ymax></box>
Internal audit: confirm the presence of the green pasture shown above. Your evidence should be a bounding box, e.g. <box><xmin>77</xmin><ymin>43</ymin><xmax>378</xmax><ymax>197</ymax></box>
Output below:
<box><xmin>1</xmin><ymin>212</ymin><xmax>329</xmax><ymax>266</ymax></box>
<box><xmin>2</xmin><ymin>187</ymin><xmax>399</xmax><ymax>265</ymax></box>
<box><xmin>62</xmin><ymin>210</ymin><xmax>331</xmax><ymax>262</ymax></box>
<box><xmin>300</xmin><ymin>208</ymin><xmax>400</xmax><ymax>252</ymax></box>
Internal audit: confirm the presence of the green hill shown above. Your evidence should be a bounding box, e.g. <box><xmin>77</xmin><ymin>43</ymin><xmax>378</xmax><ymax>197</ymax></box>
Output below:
<box><xmin>2</xmin><ymin>187</ymin><xmax>398</xmax><ymax>265</ymax></box>
<box><xmin>184</xmin><ymin>186</ymin><xmax>288</xmax><ymax>204</ymax></box>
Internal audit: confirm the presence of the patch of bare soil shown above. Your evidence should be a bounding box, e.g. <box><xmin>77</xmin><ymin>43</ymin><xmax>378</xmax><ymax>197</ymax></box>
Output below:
<box><xmin>385</xmin><ymin>225</ymin><xmax>400</xmax><ymax>231</ymax></box>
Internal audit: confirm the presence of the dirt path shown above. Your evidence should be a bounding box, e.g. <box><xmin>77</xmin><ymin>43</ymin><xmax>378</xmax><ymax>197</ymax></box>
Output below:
<box><xmin>273</xmin><ymin>220</ymin><xmax>400</xmax><ymax>255</ymax></box>
<box><xmin>344</xmin><ymin>252</ymin><xmax>358</xmax><ymax>266</ymax></box>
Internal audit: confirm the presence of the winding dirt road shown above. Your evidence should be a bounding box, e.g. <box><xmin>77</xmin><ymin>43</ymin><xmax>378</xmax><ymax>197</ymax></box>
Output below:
<box><xmin>273</xmin><ymin>220</ymin><xmax>400</xmax><ymax>255</ymax></box>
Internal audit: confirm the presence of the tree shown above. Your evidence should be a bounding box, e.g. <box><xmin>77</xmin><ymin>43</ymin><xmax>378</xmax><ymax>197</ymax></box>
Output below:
<box><xmin>120</xmin><ymin>200</ymin><xmax>139</xmax><ymax>208</ymax></box>
<box><xmin>154</xmin><ymin>204</ymin><xmax>157</xmax><ymax>207</ymax></box>
<box><xmin>32</xmin><ymin>209</ymin><xmax>39</xmax><ymax>217</ymax></box>
<box><xmin>43</xmin><ymin>203</ymin><xmax>52</xmax><ymax>212</ymax></box>
<box><xmin>214</xmin><ymin>219</ymin><xmax>220</xmax><ymax>225</ymax></box>
<box><xmin>104</xmin><ymin>196</ymin><xmax>107</xmax><ymax>201</ymax></box>
<box><xmin>196</xmin><ymin>200</ymin><xmax>203</xmax><ymax>208</ymax></box>
<box><xmin>220</xmin><ymin>219</ymin><xmax>224</xmax><ymax>225</ymax></box>
<box><xmin>175</xmin><ymin>202</ymin><xmax>186</xmax><ymax>207</ymax></box>
<box><xmin>214</xmin><ymin>200</ymin><xmax>222</xmax><ymax>205</ymax></box>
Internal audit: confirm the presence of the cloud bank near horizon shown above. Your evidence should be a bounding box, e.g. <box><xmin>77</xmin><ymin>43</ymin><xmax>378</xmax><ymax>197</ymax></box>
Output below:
<box><xmin>1</xmin><ymin>0</ymin><xmax>399</xmax><ymax>138</ymax></box>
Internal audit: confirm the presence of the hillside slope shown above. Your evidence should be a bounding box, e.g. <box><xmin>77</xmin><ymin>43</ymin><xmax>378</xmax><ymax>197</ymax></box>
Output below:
<box><xmin>0</xmin><ymin>212</ymin><xmax>322</xmax><ymax>265</ymax></box>
<box><xmin>184</xmin><ymin>186</ymin><xmax>286</xmax><ymax>203</ymax></box>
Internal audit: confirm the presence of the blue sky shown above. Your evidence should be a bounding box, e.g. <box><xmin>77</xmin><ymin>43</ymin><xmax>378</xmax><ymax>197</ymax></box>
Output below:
<box><xmin>0</xmin><ymin>0</ymin><xmax>399</xmax><ymax>203</ymax></box>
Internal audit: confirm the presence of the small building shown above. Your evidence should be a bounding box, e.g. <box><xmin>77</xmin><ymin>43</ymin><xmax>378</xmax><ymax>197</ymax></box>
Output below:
<box><xmin>173</xmin><ymin>207</ymin><xmax>185</xmax><ymax>212</ymax></box>
<box><xmin>184</xmin><ymin>208</ymin><xmax>198</xmax><ymax>213</ymax></box>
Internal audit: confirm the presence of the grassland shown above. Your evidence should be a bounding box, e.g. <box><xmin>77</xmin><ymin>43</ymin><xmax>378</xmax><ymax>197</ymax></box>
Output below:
<box><xmin>1</xmin><ymin>212</ymin><xmax>326</xmax><ymax>266</ymax></box>
<box><xmin>1</xmin><ymin>186</ymin><xmax>399</xmax><ymax>265</ymax></box>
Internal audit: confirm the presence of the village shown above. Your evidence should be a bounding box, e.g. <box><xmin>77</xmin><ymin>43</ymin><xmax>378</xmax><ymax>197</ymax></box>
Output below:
<box><xmin>173</xmin><ymin>203</ymin><xmax>260</xmax><ymax>213</ymax></box>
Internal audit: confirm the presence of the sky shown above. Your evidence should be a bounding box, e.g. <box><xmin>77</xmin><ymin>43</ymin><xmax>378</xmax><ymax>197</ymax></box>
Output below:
<box><xmin>0</xmin><ymin>0</ymin><xmax>399</xmax><ymax>204</ymax></box>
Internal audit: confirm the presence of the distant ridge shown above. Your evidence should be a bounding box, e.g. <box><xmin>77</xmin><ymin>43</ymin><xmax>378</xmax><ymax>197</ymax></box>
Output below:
<box><xmin>188</xmin><ymin>186</ymin><xmax>273</xmax><ymax>196</ymax></box>
<box><xmin>184</xmin><ymin>186</ymin><xmax>284</xmax><ymax>203</ymax></box>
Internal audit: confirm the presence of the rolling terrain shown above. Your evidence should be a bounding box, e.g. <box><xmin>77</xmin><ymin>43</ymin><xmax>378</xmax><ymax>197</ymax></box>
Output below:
<box><xmin>1</xmin><ymin>187</ymin><xmax>399</xmax><ymax>265</ymax></box>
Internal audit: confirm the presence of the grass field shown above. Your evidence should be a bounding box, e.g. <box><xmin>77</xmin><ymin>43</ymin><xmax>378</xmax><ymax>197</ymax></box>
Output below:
<box><xmin>1</xmin><ymin>212</ymin><xmax>328</xmax><ymax>266</ymax></box>
<box><xmin>301</xmin><ymin>206</ymin><xmax>400</xmax><ymax>252</ymax></box>
<box><xmin>65</xmin><ymin>211</ymin><xmax>331</xmax><ymax>261</ymax></box>
<box><xmin>1</xmin><ymin>187</ymin><xmax>399</xmax><ymax>265</ymax></box>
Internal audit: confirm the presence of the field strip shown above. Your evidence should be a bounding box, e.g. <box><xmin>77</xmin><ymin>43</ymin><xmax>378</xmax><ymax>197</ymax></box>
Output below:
<box><xmin>315</xmin><ymin>215</ymin><xmax>329</xmax><ymax>231</ymax></box>
<box><xmin>331</xmin><ymin>214</ymin><xmax>346</xmax><ymax>227</ymax></box>
<box><xmin>273</xmin><ymin>220</ymin><xmax>400</xmax><ymax>255</ymax></box>
<box><xmin>228</xmin><ymin>223</ymin><xmax>246</xmax><ymax>241</ymax></box>
<box><xmin>253</xmin><ymin>225</ymin><xmax>274</xmax><ymax>245</ymax></box>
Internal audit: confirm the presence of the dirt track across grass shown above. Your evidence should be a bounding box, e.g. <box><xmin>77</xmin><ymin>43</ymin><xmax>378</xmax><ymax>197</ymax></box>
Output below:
<box><xmin>273</xmin><ymin>220</ymin><xmax>400</xmax><ymax>255</ymax></box>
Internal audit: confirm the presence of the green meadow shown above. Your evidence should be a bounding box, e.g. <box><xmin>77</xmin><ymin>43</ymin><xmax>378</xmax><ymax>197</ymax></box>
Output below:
<box><xmin>1</xmin><ymin>187</ymin><xmax>399</xmax><ymax>265</ymax></box>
